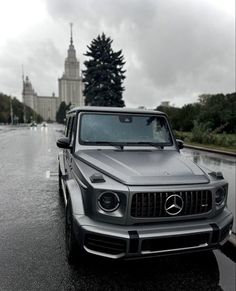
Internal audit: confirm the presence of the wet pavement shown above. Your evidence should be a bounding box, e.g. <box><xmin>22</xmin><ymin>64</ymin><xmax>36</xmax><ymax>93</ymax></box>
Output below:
<box><xmin>182</xmin><ymin>148</ymin><xmax>236</xmax><ymax>235</ymax></box>
<box><xmin>0</xmin><ymin>124</ymin><xmax>235</xmax><ymax>291</ymax></box>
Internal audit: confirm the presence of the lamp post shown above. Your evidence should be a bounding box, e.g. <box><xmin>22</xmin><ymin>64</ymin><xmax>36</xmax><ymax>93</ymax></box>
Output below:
<box><xmin>9</xmin><ymin>96</ymin><xmax>13</xmax><ymax>125</ymax></box>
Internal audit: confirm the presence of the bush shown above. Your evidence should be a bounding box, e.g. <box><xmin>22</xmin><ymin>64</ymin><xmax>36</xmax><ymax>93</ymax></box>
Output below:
<box><xmin>190</xmin><ymin>121</ymin><xmax>216</xmax><ymax>144</ymax></box>
<box><xmin>174</xmin><ymin>131</ymin><xmax>191</xmax><ymax>143</ymax></box>
<box><xmin>214</xmin><ymin>134</ymin><xmax>236</xmax><ymax>148</ymax></box>
<box><xmin>176</xmin><ymin>122</ymin><xmax>236</xmax><ymax>149</ymax></box>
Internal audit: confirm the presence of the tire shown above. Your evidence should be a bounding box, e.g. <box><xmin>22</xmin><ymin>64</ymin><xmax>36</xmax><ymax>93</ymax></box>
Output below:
<box><xmin>65</xmin><ymin>204</ymin><xmax>82</xmax><ymax>265</ymax></box>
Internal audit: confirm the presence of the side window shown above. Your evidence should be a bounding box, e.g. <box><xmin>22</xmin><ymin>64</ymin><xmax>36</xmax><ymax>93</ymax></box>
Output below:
<box><xmin>65</xmin><ymin>117</ymin><xmax>72</xmax><ymax>137</ymax></box>
<box><xmin>70</xmin><ymin>117</ymin><xmax>76</xmax><ymax>144</ymax></box>
<box><xmin>64</xmin><ymin>118</ymin><xmax>69</xmax><ymax>136</ymax></box>
<box><xmin>65</xmin><ymin>116</ymin><xmax>76</xmax><ymax>145</ymax></box>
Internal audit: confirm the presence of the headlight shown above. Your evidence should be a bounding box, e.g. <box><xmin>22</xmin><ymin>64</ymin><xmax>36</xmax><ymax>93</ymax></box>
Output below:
<box><xmin>215</xmin><ymin>187</ymin><xmax>226</xmax><ymax>206</ymax></box>
<box><xmin>98</xmin><ymin>192</ymin><xmax>120</xmax><ymax>212</ymax></box>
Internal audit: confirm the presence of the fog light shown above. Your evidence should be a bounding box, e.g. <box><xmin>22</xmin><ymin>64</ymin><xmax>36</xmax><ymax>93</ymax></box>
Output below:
<box><xmin>98</xmin><ymin>192</ymin><xmax>120</xmax><ymax>212</ymax></box>
<box><xmin>215</xmin><ymin>187</ymin><xmax>226</xmax><ymax>206</ymax></box>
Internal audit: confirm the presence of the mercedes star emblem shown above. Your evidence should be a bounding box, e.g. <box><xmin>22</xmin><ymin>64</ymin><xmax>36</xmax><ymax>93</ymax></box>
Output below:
<box><xmin>164</xmin><ymin>194</ymin><xmax>184</xmax><ymax>216</ymax></box>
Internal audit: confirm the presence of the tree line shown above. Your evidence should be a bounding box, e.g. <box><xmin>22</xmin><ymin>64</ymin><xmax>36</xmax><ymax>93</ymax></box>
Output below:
<box><xmin>157</xmin><ymin>93</ymin><xmax>236</xmax><ymax>134</ymax></box>
<box><xmin>0</xmin><ymin>93</ymin><xmax>42</xmax><ymax>124</ymax></box>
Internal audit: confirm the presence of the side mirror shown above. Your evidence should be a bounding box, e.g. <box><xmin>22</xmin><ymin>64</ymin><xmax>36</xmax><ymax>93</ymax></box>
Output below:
<box><xmin>56</xmin><ymin>137</ymin><xmax>72</xmax><ymax>149</ymax></box>
<box><xmin>176</xmin><ymin>139</ymin><xmax>184</xmax><ymax>149</ymax></box>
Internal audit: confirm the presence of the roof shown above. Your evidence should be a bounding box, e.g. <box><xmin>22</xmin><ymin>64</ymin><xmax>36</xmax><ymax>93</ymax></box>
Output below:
<box><xmin>67</xmin><ymin>106</ymin><xmax>165</xmax><ymax>116</ymax></box>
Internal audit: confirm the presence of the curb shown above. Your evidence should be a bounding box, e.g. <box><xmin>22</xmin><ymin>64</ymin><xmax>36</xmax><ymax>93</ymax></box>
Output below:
<box><xmin>184</xmin><ymin>144</ymin><xmax>236</xmax><ymax>157</ymax></box>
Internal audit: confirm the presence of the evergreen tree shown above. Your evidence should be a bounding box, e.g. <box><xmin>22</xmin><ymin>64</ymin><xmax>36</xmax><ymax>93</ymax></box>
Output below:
<box><xmin>56</xmin><ymin>102</ymin><xmax>71</xmax><ymax>124</ymax></box>
<box><xmin>83</xmin><ymin>33</ymin><xmax>126</xmax><ymax>107</ymax></box>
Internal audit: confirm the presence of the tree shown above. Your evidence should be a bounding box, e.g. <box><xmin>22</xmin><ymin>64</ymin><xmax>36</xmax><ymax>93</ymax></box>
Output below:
<box><xmin>156</xmin><ymin>92</ymin><xmax>236</xmax><ymax>134</ymax></box>
<box><xmin>0</xmin><ymin>93</ymin><xmax>42</xmax><ymax>124</ymax></box>
<box><xmin>56</xmin><ymin>101</ymin><xmax>71</xmax><ymax>124</ymax></box>
<box><xmin>198</xmin><ymin>93</ymin><xmax>236</xmax><ymax>133</ymax></box>
<box><xmin>156</xmin><ymin>105</ymin><xmax>182</xmax><ymax>131</ymax></box>
<box><xmin>178</xmin><ymin>103</ymin><xmax>201</xmax><ymax>131</ymax></box>
<box><xmin>83</xmin><ymin>33</ymin><xmax>126</xmax><ymax>107</ymax></box>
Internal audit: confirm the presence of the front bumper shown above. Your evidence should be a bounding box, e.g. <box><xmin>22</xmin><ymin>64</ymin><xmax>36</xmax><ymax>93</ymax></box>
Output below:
<box><xmin>73</xmin><ymin>209</ymin><xmax>233</xmax><ymax>259</ymax></box>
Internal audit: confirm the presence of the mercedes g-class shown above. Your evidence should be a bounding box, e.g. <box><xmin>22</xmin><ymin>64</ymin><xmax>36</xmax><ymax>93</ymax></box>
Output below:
<box><xmin>56</xmin><ymin>106</ymin><xmax>233</xmax><ymax>264</ymax></box>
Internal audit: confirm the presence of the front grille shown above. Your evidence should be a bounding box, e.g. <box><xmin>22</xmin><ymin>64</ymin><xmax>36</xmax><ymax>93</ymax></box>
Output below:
<box><xmin>131</xmin><ymin>190</ymin><xmax>212</xmax><ymax>218</ymax></box>
<box><xmin>84</xmin><ymin>234</ymin><xmax>126</xmax><ymax>255</ymax></box>
<box><xmin>142</xmin><ymin>233</ymin><xmax>209</xmax><ymax>252</ymax></box>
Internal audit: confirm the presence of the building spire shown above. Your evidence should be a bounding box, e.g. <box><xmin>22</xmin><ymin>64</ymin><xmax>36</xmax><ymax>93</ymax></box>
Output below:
<box><xmin>22</xmin><ymin>64</ymin><xmax>26</xmax><ymax>123</ymax></box>
<box><xmin>70</xmin><ymin>22</ymin><xmax>73</xmax><ymax>44</ymax></box>
<box><xmin>22</xmin><ymin>64</ymin><xmax>25</xmax><ymax>84</ymax></box>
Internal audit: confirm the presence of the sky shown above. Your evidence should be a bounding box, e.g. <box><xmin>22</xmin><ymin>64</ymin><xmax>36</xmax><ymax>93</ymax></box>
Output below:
<box><xmin>0</xmin><ymin>0</ymin><xmax>235</xmax><ymax>108</ymax></box>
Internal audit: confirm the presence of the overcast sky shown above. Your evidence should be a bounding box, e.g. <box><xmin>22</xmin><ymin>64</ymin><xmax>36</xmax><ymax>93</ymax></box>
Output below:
<box><xmin>0</xmin><ymin>0</ymin><xmax>235</xmax><ymax>108</ymax></box>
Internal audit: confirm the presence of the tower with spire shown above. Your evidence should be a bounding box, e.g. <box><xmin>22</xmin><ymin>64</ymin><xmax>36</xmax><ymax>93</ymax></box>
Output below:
<box><xmin>58</xmin><ymin>23</ymin><xmax>84</xmax><ymax>107</ymax></box>
<box><xmin>22</xmin><ymin>23</ymin><xmax>83</xmax><ymax>121</ymax></box>
<box><xmin>22</xmin><ymin>75</ymin><xmax>37</xmax><ymax>111</ymax></box>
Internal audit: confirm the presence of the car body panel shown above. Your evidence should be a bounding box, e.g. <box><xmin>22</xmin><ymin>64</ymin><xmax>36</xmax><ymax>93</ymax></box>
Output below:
<box><xmin>75</xmin><ymin>149</ymin><xmax>210</xmax><ymax>186</ymax></box>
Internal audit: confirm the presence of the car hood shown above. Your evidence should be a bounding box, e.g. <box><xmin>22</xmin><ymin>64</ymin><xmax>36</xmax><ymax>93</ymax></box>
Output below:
<box><xmin>76</xmin><ymin>149</ymin><xmax>209</xmax><ymax>186</ymax></box>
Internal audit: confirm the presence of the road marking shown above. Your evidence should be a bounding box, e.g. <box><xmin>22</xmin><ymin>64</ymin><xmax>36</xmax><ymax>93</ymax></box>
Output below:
<box><xmin>46</xmin><ymin>170</ymin><xmax>50</xmax><ymax>178</ymax></box>
<box><xmin>50</xmin><ymin>172</ymin><xmax>58</xmax><ymax>176</ymax></box>
<box><xmin>46</xmin><ymin>170</ymin><xmax>58</xmax><ymax>179</ymax></box>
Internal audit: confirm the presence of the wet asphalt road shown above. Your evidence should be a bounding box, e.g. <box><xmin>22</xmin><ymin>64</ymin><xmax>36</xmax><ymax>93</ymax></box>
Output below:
<box><xmin>0</xmin><ymin>124</ymin><xmax>235</xmax><ymax>291</ymax></box>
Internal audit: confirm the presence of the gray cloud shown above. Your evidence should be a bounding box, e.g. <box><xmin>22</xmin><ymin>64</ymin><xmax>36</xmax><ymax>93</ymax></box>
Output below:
<box><xmin>0</xmin><ymin>0</ymin><xmax>235</xmax><ymax>108</ymax></box>
<box><xmin>40</xmin><ymin>0</ymin><xmax>236</xmax><ymax>106</ymax></box>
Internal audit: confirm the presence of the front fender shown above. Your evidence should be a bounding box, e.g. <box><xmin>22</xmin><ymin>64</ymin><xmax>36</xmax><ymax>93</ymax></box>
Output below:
<box><xmin>66</xmin><ymin>179</ymin><xmax>85</xmax><ymax>215</ymax></box>
<box><xmin>58</xmin><ymin>151</ymin><xmax>66</xmax><ymax>176</ymax></box>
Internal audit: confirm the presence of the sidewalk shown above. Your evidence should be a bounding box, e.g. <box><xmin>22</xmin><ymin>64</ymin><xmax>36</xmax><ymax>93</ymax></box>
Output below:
<box><xmin>184</xmin><ymin>144</ymin><xmax>236</xmax><ymax>157</ymax></box>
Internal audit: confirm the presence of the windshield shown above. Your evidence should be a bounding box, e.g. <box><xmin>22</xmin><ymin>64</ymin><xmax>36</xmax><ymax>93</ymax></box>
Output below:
<box><xmin>79</xmin><ymin>113</ymin><xmax>173</xmax><ymax>146</ymax></box>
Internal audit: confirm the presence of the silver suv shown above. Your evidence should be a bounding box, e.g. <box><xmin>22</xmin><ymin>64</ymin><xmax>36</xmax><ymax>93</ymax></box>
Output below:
<box><xmin>56</xmin><ymin>106</ymin><xmax>233</xmax><ymax>264</ymax></box>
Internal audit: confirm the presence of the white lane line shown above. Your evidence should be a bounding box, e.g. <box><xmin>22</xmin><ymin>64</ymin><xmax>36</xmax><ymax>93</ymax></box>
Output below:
<box><xmin>46</xmin><ymin>170</ymin><xmax>50</xmax><ymax>178</ymax></box>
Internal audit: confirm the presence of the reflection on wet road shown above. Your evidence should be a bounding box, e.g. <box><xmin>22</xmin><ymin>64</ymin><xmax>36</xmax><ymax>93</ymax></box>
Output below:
<box><xmin>182</xmin><ymin>148</ymin><xmax>236</xmax><ymax>234</ymax></box>
<box><xmin>0</xmin><ymin>125</ymin><xmax>235</xmax><ymax>290</ymax></box>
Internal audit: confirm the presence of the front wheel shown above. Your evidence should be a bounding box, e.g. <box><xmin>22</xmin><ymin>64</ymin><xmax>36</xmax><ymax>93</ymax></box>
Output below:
<box><xmin>65</xmin><ymin>205</ymin><xmax>83</xmax><ymax>265</ymax></box>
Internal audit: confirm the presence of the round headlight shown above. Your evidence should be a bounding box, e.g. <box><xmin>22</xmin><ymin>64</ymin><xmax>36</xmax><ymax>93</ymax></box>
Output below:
<box><xmin>98</xmin><ymin>192</ymin><xmax>120</xmax><ymax>212</ymax></box>
<box><xmin>215</xmin><ymin>187</ymin><xmax>226</xmax><ymax>206</ymax></box>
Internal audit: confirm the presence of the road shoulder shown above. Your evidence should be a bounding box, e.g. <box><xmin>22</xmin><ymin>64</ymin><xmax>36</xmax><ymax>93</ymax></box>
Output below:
<box><xmin>184</xmin><ymin>144</ymin><xmax>236</xmax><ymax>157</ymax></box>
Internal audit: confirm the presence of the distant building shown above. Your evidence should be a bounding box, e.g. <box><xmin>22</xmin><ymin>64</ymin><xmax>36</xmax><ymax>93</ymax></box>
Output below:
<box><xmin>36</xmin><ymin>93</ymin><xmax>60</xmax><ymax>121</ymax></box>
<box><xmin>160</xmin><ymin>101</ymin><xmax>170</xmax><ymax>107</ymax></box>
<box><xmin>22</xmin><ymin>24</ymin><xmax>84</xmax><ymax>121</ymax></box>
<box><xmin>58</xmin><ymin>27</ymin><xmax>84</xmax><ymax>107</ymax></box>
<box><xmin>22</xmin><ymin>76</ymin><xmax>37</xmax><ymax>111</ymax></box>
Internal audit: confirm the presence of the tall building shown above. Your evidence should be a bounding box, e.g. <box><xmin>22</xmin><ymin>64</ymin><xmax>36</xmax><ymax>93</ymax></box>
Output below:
<box><xmin>22</xmin><ymin>24</ymin><xmax>84</xmax><ymax>121</ymax></box>
<box><xmin>36</xmin><ymin>93</ymin><xmax>60</xmax><ymax>121</ymax></box>
<box><xmin>58</xmin><ymin>24</ymin><xmax>84</xmax><ymax>107</ymax></box>
<box><xmin>22</xmin><ymin>76</ymin><xmax>37</xmax><ymax>111</ymax></box>
<box><xmin>22</xmin><ymin>75</ymin><xmax>59</xmax><ymax>121</ymax></box>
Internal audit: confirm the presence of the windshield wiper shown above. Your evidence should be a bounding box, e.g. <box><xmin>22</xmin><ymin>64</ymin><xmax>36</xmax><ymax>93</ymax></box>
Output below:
<box><xmin>133</xmin><ymin>142</ymin><xmax>164</xmax><ymax>149</ymax></box>
<box><xmin>92</xmin><ymin>141</ymin><xmax>126</xmax><ymax>150</ymax></box>
<box><xmin>86</xmin><ymin>141</ymin><xmax>164</xmax><ymax>150</ymax></box>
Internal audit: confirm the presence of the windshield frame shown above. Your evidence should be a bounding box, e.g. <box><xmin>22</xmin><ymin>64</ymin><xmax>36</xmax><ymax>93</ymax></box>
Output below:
<box><xmin>78</xmin><ymin>111</ymin><xmax>175</xmax><ymax>148</ymax></box>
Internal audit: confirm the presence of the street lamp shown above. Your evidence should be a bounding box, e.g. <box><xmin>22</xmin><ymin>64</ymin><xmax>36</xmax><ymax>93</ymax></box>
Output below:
<box><xmin>9</xmin><ymin>96</ymin><xmax>13</xmax><ymax>125</ymax></box>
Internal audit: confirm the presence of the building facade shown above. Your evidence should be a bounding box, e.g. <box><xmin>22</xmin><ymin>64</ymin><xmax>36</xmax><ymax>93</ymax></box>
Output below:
<box><xmin>58</xmin><ymin>31</ymin><xmax>84</xmax><ymax>107</ymax></box>
<box><xmin>36</xmin><ymin>94</ymin><xmax>60</xmax><ymax>121</ymax></box>
<box><xmin>22</xmin><ymin>27</ymin><xmax>84</xmax><ymax>121</ymax></box>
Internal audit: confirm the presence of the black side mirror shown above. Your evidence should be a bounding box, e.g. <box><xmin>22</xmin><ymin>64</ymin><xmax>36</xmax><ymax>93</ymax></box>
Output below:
<box><xmin>176</xmin><ymin>139</ymin><xmax>184</xmax><ymax>149</ymax></box>
<box><xmin>56</xmin><ymin>137</ymin><xmax>72</xmax><ymax>149</ymax></box>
